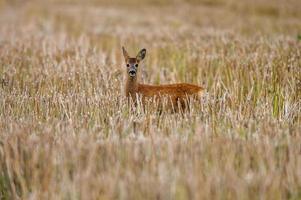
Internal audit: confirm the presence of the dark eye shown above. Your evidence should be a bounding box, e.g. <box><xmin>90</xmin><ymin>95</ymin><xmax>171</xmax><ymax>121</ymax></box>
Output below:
<box><xmin>126</xmin><ymin>64</ymin><xmax>130</xmax><ymax>67</ymax></box>
<box><xmin>135</xmin><ymin>64</ymin><xmax>138</xmax><ymax>67</ymax></box>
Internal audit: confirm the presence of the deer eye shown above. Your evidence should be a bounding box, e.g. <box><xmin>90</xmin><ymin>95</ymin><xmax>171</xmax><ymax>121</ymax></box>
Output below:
<box><xmin>135</xmin><ymin>64</ymin><xmax>138</xmax><ymax>67</ymax></box>
<box><xmin>126</xmin><ymin>64</ymin><xmax>130</xmax><ymax>67</ymax></box>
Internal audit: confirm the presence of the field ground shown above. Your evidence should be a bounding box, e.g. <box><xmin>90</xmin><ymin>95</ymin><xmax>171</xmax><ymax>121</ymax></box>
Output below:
<box><xmin>0</xmin><ymin>0</ymin><xmax>301</xmax><ymax>199</ymax></box>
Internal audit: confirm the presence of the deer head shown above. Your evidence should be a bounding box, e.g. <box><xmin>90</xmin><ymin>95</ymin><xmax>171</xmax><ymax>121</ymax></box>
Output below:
<box><xmin>122</xmin><ymin>47</ymin><xmax>146</xmax><ymax>78</ymax></box>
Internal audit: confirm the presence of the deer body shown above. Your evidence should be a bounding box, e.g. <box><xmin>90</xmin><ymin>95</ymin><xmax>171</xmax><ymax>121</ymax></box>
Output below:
<box><xmin>123</xmin><ymin>47</ymin><xmax>203</xmax><ymax>111</ymax></box>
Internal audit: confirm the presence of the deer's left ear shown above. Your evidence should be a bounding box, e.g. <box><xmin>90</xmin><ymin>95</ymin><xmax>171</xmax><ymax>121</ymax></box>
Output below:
<box><xmin>122</xmin><ymin>46</ymin><xmax>129</xmax><ymax>61</ymax></box>
<box><xmin>136</xmin><ymin>49</ymin><xmax>146</xmax><ymax>61</ymax></box>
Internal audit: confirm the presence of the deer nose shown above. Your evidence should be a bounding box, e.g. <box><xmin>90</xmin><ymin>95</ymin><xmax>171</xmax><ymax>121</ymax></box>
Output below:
<box><xmin>129</xmin><ymin>70</ymin><xmax>136</xmax><ymax>77</ymax></box>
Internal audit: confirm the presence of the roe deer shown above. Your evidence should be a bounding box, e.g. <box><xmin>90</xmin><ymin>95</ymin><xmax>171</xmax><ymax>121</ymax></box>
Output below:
<box><xmin>122</xmin><ymin>47</ymin><xmax>204</xmax><ymax>112</ymax></box>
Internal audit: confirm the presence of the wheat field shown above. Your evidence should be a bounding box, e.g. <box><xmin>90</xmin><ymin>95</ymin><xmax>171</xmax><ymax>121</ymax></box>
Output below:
<box><xmin>0</xmin><ymin>0</ymin><xmax>300</xmax><ymax>199</ymax></box>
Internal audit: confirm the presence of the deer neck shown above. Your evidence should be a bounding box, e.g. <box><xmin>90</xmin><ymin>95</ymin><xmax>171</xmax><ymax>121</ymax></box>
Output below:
<box><xmin>125</xmin><ymin>76</ymin><xmax>138</xmax><ymax>97</ymax></box>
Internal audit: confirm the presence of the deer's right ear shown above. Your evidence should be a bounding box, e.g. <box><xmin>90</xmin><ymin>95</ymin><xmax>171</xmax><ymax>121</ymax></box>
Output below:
<box><xmin>136</xmin><ymin>48</ymin><xmax>146</xmax><ymax>61</ymax></box>
<box><xmin>122</xmin><ymin>46</ymin><xmax>129</xmax><ymax>61</ymax></box>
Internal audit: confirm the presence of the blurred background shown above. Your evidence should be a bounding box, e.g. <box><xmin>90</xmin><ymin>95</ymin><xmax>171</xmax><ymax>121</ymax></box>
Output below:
<box><xmin>1</xmin><ymin>0</ymin><xmax>300</xmax><ymax>45</ymax></box>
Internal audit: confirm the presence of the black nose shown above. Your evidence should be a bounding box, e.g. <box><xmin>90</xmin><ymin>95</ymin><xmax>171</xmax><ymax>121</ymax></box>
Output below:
<box><xmin>129</xmin><ymin>70</ymin><xmax>136</xmax><ymax>76</ymax></box>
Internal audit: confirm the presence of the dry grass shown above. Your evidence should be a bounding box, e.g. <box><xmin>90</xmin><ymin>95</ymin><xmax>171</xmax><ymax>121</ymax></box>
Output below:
<box><xmin>0</xmin><ymin>0</ymin><xmax>301</xmax><ymax>199</ymax></box>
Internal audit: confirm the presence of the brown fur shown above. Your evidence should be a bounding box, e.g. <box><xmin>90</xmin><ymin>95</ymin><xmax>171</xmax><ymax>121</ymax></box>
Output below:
<box><xmin>123</xmin><ymin>47</ymin><xmax>204</xmax><ymax>111</ymax></box>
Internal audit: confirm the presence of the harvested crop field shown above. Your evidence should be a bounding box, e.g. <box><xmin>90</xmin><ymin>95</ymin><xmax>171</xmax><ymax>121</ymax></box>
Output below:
<box><xmin>0</xmin><ymin>0</ymin><xmax>300</xmax><ymax>199</ymax></box>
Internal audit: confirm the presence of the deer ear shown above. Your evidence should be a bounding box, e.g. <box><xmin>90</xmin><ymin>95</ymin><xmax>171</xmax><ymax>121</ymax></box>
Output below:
<box><xmin>122</xmin><ymin>46</ymin><xmax>129</xmax><ymax>60</ymax></box>
<box><xmin>136</xmin><ymin>48</ymin><xmax>146</xmax><ymax>61</ymax></box>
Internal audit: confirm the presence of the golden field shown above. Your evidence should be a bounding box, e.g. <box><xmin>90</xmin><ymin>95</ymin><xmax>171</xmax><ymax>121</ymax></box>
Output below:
<box><xmin>0</xmin><ymin>0</ymin><xmax>300</xmax><ymax>199</ymax></box>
